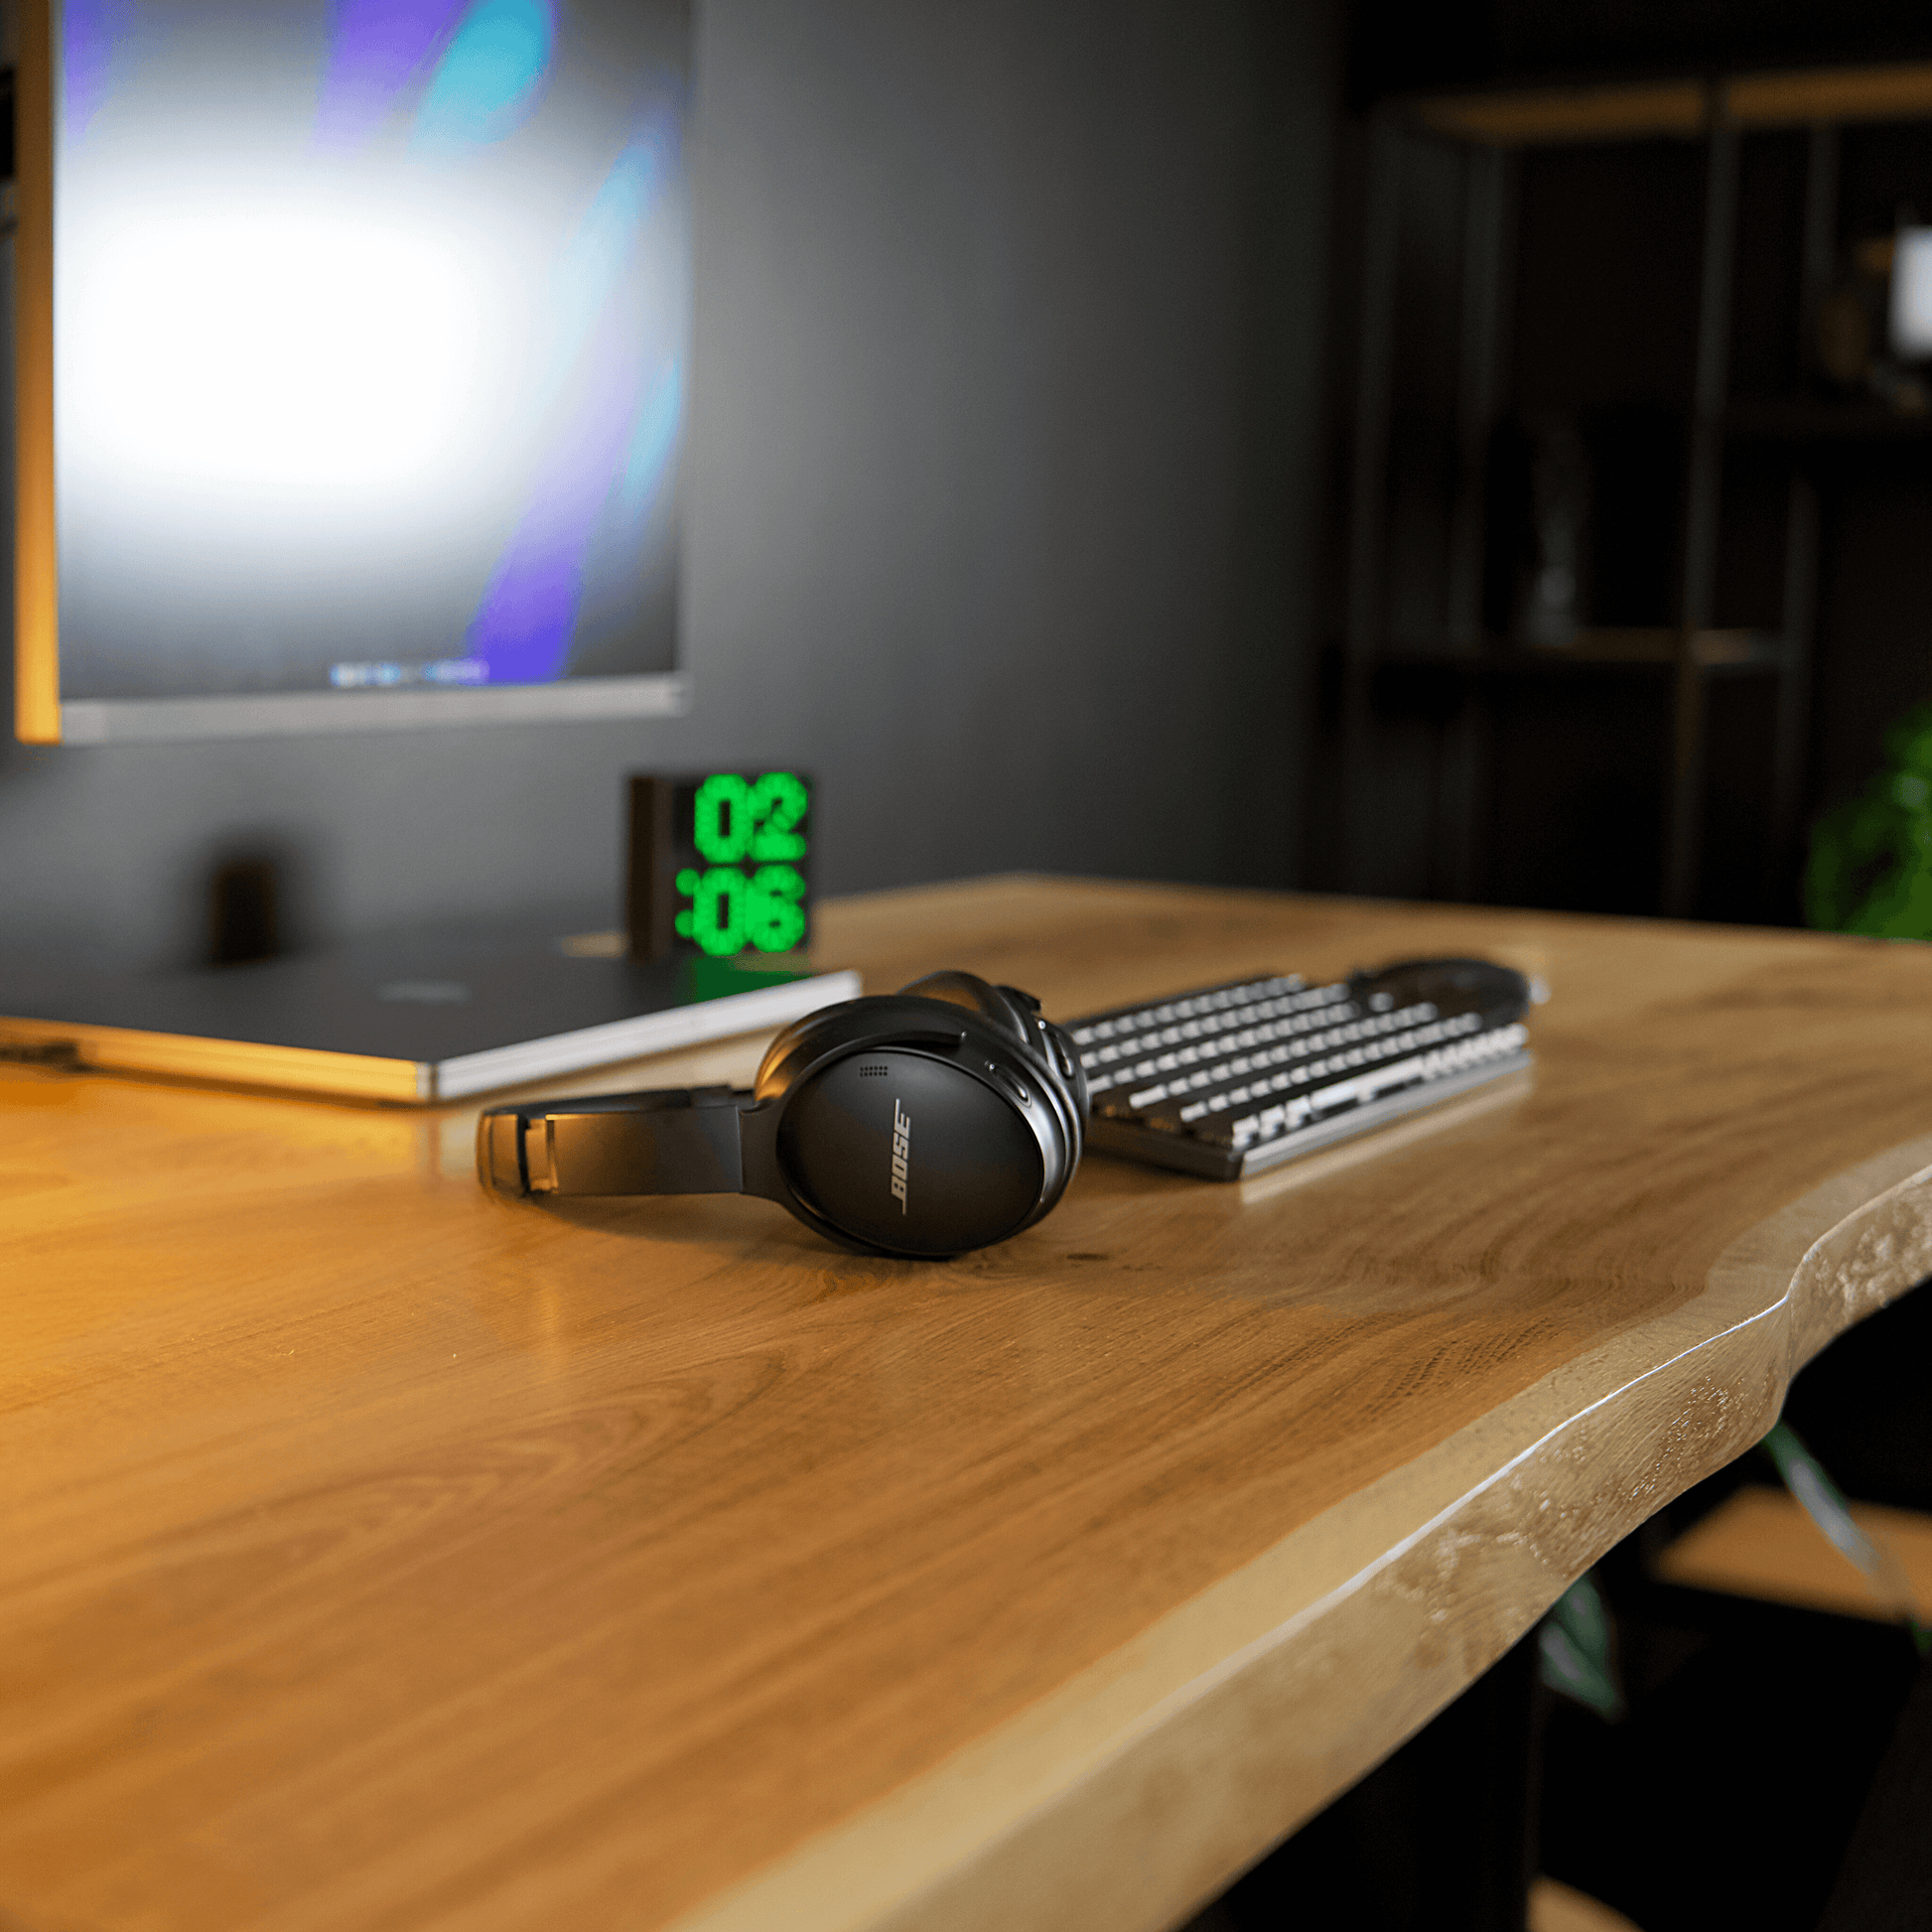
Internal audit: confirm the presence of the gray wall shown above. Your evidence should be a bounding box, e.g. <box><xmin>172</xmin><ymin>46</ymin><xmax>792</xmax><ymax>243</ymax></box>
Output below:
<box><xmin>0</xmin><ymin>0</ymin><xmax>1340</xmax><ymax>975</ymax></box>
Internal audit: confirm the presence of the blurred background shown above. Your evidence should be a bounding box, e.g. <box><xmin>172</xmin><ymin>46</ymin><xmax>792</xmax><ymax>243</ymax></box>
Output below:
<box><xmin>1327</xmin><ymin>0</ymin><xmax>1932</xmax><ymax>936</ymax></box>
<box><xmin>15</xmin><ymin>0</ymin><xmax>1932</xmax><ymax>971</ymax></box>
<box><xmin>0</xmin><ymin>0</ymin><xmax>1333</xmax><ymax>972</ymax></box>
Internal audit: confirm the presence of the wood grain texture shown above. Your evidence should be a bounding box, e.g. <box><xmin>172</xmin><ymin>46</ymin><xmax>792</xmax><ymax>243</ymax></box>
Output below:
<box><xmin>4</xmin><ymin>876</ymin><xmax>1931</xmax><ymax>1932</ymax></box>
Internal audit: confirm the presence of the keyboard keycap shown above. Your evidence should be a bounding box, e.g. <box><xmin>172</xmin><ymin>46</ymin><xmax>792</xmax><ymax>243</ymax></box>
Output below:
<box><xmin>1066</xmin><ymin>966</ymin><xmax>1533</xmax><ymax>1177</ymax></box>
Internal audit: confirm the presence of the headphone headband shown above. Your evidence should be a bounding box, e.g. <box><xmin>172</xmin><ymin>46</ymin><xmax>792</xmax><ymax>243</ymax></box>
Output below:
<box><xmin>479</xmin><ymin>1086</ymin><xmax>753</xmax><ymax>1198</ymax></box>
<box><xmin>476</xmin><ymin>973</ymin><xmax>1088</xmax><ymax>1258</ymax></box>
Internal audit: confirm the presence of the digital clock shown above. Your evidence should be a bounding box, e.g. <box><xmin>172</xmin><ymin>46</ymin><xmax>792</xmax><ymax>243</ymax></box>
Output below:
<box><xmin>626</xmin><ymin>770</ymin><xmax>815</xmax><ymax>961</ymax></box>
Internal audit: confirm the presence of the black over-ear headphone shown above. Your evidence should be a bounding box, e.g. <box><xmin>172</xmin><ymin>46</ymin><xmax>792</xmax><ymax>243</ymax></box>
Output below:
<box><xmin>476</xmin><ymin>971</ymin><xmax>1089</xmax><ymax>1258</ymax></box>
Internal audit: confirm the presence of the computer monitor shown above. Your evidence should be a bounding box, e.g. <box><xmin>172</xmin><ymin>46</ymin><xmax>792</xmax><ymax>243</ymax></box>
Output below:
<box><xmin>14</xmin><ymin>0</ymin><xmax>692</xmax><ymax>746</ymax></box>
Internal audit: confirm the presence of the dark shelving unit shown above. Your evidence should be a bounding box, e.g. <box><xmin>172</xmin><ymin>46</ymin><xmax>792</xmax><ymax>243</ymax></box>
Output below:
<box><xmin>1333</xmin><ymin>63</ymin><xmax>1932</xmax><ymax>923</ymax></box>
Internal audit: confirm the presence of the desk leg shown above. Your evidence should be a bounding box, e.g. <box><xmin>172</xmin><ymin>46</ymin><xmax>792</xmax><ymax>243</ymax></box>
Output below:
<box><xmin>1206</xmin><ymin>1623</ymin><xmax>1543</xmax><ymax>1932</ymax></box>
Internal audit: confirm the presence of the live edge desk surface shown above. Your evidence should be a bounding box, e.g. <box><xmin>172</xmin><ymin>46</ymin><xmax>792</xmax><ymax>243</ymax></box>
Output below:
<box><xmin>8</xmin><ymin>878</ymin><xmax>1932</xmax><ymax>1932</ymax></box>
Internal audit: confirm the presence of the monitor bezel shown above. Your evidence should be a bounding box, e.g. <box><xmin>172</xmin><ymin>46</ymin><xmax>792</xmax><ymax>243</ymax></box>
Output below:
<box><xmin>57</xmin><ymin>674</ymin><xmax>689</xmax><ymax>745</ymax></box>
<box><xmin>12</xmin><ymin>0</ymin><xmax>693</xmax><ymax>748</ymax></box>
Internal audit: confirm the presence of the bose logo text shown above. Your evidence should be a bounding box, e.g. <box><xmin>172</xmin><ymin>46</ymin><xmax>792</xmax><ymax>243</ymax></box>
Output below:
<box><xmin>890</xmin><ymin>1101</ymin><xmax>910</xmax><ymax>1213</ymax></box>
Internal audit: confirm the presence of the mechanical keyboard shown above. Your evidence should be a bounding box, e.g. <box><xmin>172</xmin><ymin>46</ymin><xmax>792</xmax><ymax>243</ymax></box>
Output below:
<box><xmin>1065</xmin><ymin>956</ymin><xmax>1534</xmax><ymax>1180</ymax></box>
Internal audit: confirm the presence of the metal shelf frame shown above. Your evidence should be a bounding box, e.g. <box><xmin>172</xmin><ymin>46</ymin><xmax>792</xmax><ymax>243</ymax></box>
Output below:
<box><xmin>1337</xmin><ymin>81</ymin><xmax>1868</xmax><ymax>917</ymax></box>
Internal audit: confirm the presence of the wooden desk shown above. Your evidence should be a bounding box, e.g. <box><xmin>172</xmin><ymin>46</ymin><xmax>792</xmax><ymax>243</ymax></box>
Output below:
<box><xmin>7</xmin><ymin>877</ymin><xmax>1932</xmax><ymax>1932</ymax></box>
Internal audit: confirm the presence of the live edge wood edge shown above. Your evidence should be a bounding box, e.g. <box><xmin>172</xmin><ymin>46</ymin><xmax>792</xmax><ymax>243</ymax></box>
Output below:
<box><xmin>669</xmin><ymin>1136</ymin><xmax>1932</xmax><ymax>1932</ymax></box>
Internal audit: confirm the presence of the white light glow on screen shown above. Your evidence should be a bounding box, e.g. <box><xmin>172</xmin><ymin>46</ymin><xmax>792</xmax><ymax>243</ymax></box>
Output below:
<box><xmin>61</xmin><ymin>181</ymin><xmax>522</xmax><ymax>525</ymax></box>
<box><xmin>1891</xmin><ymin>227</ymin><xmax>1932</xmax><ymax>360</ymax></box>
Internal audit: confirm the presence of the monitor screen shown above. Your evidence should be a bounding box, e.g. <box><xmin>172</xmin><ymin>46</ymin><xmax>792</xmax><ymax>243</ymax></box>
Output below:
<box><xmin>15</xmin><ymin>0</ymin><xmax>691</xmax><ymax>744</ymax></box>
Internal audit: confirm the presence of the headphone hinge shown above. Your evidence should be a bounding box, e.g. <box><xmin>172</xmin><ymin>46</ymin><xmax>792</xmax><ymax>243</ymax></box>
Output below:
<box><xmin>523</xmin><ymin>1114</ymin><xmax>559</xmax><ymax>1193</ymax></box>
<box><xmin>737</xmin><ymin>1102</ymin><xmax>785</xmax><ymax>1204</ymax></box>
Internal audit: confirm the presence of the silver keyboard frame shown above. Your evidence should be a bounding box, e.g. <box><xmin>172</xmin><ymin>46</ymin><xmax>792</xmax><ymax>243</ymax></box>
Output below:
<box><xmin>1085</xmin><ymin>1045</ymin><xmax>1536</xmax><ymax>1180</ymax></box>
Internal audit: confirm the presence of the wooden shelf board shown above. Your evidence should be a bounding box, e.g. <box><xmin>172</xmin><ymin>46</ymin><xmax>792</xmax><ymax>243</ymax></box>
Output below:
<box><xmin>1529</xmin><ymin>1878</ymin><xmax>1646</xmax><ymax>1932</ymax></box>
<box><xmin>1413</xmin><ymin>81</ymin><xmax>1707</xmax><ymax>147</ymax></box>
<box><xmin>1536</xmin><ymin>627</ymin><xmax>1770</xmax><ymax>667</ymax></box>
<box><xmin>1368</xmin><ymin>630</ymin><xmax>1786</xmax><ymax>674</ymax></box>
<box><xmin>1655</xmin><ymin>1485</ymin><xmax>1932</xmax><ymax>1622</ymax></box>
<box><xmin>1726</xmin><ymin>62</ymin><xmax>1932</xmax><ymax>130</ymax></box>
<box><xmin>1412</xmin><ymin>60</ymin><xmax>1932</xmax><ymax>149</ymax></box>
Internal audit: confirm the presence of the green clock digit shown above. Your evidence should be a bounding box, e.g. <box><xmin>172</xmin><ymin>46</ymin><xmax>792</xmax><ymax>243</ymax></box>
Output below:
<box><xmin>674</xmin><ymin>773</ymin><xmax>812</xmax><ymax>958</ymax></box>
<box><xmin>686</xmin><ymin>866</ymin><xmax>750</xmax><ymax>955</ymax></box>
<box><xmin>748</xmin><ymin>864</ymin><xmax>808</xmax><ymax>952</ymax></box>
<box><xmin>692</xmin><ymin>773</ymin><xmax>755</xmax><ymax>864</ymax></box>
<box><xmin>747</xmin><ymin>771</ymin><xmax>810</xmax><ymax>861</ymax></box>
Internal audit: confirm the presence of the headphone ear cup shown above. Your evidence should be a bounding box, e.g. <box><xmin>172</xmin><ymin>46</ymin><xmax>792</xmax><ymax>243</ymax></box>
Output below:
<box><xmin>743</xmin><ymin>971</ymin><xmax>1086</xmax><ymax>1257</ymax></box>
<box><xmin>895</xmin><ymin>970</ymin><xmax>1034</xmax><ymax>1044</ymax></box>
<box><xmin>753</xmin><ymin>1003</ymin><xmax>835</xmax><ymax>1095</ymax></box>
